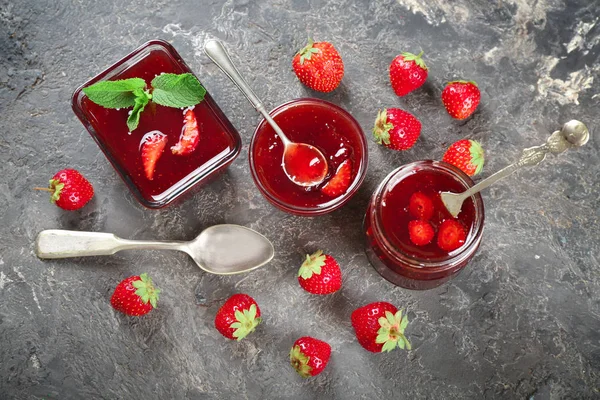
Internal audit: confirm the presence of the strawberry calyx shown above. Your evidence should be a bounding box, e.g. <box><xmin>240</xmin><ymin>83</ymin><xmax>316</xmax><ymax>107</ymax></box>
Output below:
<box><xmin>48</xmin><ymin>179</ymin><xmax>65</xmax><ymax>203</ymax></box>
<box><xmin>229</xmin><ymin>303</ymin><xmax>262</xmax><ymax>341</ymax></box>
<box><xmin>447</xmin><ymin>80</ymin><xmax>478</xmax><ymax>87</ymax></box>
<box><xmin>401</xmin><ymin>50</ymin><xmax>427</xmax><ymax>70</ymax></box>
<box><xmin>298</xmin><ymin>250</ymin><xmax>326</xmax><ymax>280</ymax></box>
<box><xmin>468</xmin><ymin>140</ymin><xmax>485</xmax><ymax>175</ymax></box>
<box><xmin>375</xmin><ymin>309</ymin><xmax>411</xmax><ymax>352</ymax></box>
<box><xmin>373</xmin><ymin>109</ymin><xmax>394</xmax><ymax>145</ymax></box>
<box><xmin>290</xmin><ymin>345</ymin><xmax>312</xmax><ymax>377</ymax></box>
<box><xmin>297</xmin><ymin>39</ymin><xmax>321</xmax><ymax>65</ymax></box>
<box><xmin>131</xmin><ymin>273</ymin><xmax>160</xmax><ymax>308</ymax></box>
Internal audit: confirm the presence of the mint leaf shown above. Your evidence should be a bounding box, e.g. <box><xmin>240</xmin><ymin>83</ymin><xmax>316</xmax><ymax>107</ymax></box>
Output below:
<box><xmin>126</xmin><ymin>89</ymin><xmax>151</xmax><ymax>131</ymax></box>
<box><xmin>151</xmin><ymin>73</ymin><xmax>206</xmax><ymax>108</ymax></box>
<box><xmin>82</xmin><ymin>78</ymin><xmax>147</xmax><ymax>109</ymax></box>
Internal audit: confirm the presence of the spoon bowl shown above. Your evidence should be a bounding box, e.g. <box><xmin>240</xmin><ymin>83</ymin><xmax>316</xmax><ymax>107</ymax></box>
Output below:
<box><xmin>35</xmin><ymin>224</ymin><xmax>274</xmax><ymax>275</ymax></box>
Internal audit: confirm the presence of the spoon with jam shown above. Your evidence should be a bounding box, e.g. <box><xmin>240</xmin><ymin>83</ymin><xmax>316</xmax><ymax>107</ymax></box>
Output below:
<box><xmin>204</xmin><ymin>39</ymin><xmax>328</xmax><ymax>187</ymax></box>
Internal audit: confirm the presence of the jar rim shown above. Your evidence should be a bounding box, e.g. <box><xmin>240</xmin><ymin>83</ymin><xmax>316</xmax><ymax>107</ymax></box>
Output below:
<box><xmin>369</xmin><ymin>160</ymin><xmax>485</xmax><ymax>269</ymax></box>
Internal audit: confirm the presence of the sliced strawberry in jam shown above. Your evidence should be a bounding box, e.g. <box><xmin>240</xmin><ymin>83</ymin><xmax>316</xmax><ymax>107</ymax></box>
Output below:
<box><xmin>171</xmin><ymin>109</ymin><xmax>200</xmax><ymax>155</ymax></box>
<box><xmin>409</xmin><ymin>191</ymin><xmax>434</xmax><ymax>220</ymax></box>
<box><xmin>141</xmin><ymin>131</ymin><xmax>167</xmax><ymax>180</ymax></box>
<box><xmin>408</xmin><ymin>220</ymin><xmax>435</xmax><ymax>246</ymax></box>
<box><xmin>321</xmin><ymin>159</ymin><xmax>352</xmax><ymax>197</ymax></box>
<box><xmin>437</xmin><ymin>219</ymin><xmax>466</xmax><ymax>251</ymax></box>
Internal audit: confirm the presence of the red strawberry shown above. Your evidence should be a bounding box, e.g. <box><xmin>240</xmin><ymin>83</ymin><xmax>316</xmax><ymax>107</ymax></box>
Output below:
<box><xmin>141</xmin><ymin>131</ymin><xmax>167</xmax><ymax>180</ymax></box>
<box><xmin>441</xmin><ymin>81</ymin><xmax>481</xmax><ymax>120</ymax></box>
<box><xmin>214</xmin><ymin>294</ymin><xmax>262</xmax><ymax>341</ymax></box>
<box><xmin>171</xmin><ymin>108</ymin><xmax>200</xmax><ymax>155</ymax></box>
<box><xmin>35</xmin><ymin>169</ymin><xmax>94</xmax><ymax>210</ymax></box>
<box><xmin>290</xmin><ymin>336</ymin><xmax>331</xmax><ymax>377</ymax></box>
<box><xmin>389</xmin><ymin>51</ymin><xmax>428</xmax><ymax>96</ymax></box>
<box><xmin>437</xmin><ymin>219</ymin><xmax>467</xmax><ymax>252</ymax></box>
<box><xmin>351</xmin><ymin>302</ymin><xmax>411</xmax><ymax>353</ymax></box>
<box><xmin>409</xmin><ymin>192</ymin><xmax>434</xmax><ymax>220</ymax></box>
<box><xmin>110</xmin><ymin>273</ymin><xmax>160</xmax><ymax>316</ymax></box>
<box><xmin>292</xmin><ymin>39</ymin><xmax>344</xmax><ymax>93</ymax></box>
<box><xmin>321</xmin><ymin>159</ymin><xmax>352</xmax><ymax>197</ymax></box>
<box><xmin>408</xmin><ymin>220</ymin><xmax>435</xmax><ymax>246</ymax></box>
<box><xmin>442</xmin><ymin>139</ymin><xmax>484</xmax><ymax>176</ymax></box>
<box><xmin>373</xmin><ymin>108</ymin><xmax>421</xmax><ymax>151</ymax></box>
<box><xmin>297</xmin><ymin>250</ymin><xmax>342</xmax><ymax>295</ymax></box>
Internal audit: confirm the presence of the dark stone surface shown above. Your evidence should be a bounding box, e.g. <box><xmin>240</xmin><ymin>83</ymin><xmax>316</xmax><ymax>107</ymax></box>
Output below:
<box><xmin>1</xmin><ymin>0</ymin><xmax>599</xmax><ymax>398</ymax></box>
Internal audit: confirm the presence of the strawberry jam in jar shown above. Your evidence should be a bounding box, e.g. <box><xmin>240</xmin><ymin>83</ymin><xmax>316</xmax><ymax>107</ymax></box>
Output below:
<box><xmin>364</xmin><ymin>161</ymin><xmax>485</xmax><ymax>289</ymax></box>
<box><xmin>250</xmin><ymin>98</ymin><xmax>368</xmax><ymax>216</ymax></box>
<box><xmin>72</xmin><ymin>40</ymin><xmax>241</xmax><ymax>208</ymax></box>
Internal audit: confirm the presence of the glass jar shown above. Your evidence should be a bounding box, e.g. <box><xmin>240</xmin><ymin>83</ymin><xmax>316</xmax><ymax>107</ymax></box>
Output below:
<box><xmin>364</xmin><ymin>161</ymin><xmax>485</xmax><ymax>289</ymax></box>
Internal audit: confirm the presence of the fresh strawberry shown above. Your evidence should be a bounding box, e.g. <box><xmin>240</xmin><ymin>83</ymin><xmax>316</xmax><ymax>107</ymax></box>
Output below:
<box><xmin>214</xmin><ymin>294</ymin><xmax>262</xmax><ymax>341</ymax></box>
<box><xmin>409</xmin><ymin>192</ymin><xmax>434</xmax><ymax>220</ymax></box>
<box><xmin>141</xmin><ymin>131</ymin><xmax>167</xmax><ymax>180</ymax></box>
<box><xmin>351</xmin><ymin>302</ymin><xmax>411</xmax><ymax>353</ymax></box>
<box><xmin>373</xmin><ymin>108</ymin><xmax>421</xmax><ymax>151</ymax></box>
<box><xmin>290</xmin><ymin>336</ymin><xmax>331</xmax><ymax>377</ymax></box>
<box><xmin>389</xmin><ymin>51</ymin><xmax>428</xmax><ymax>96</ymax></box>
<box><xmin>408</xmin><ymin>220</ymin><xmax>435</xmax><ymax>246</ymax></box>
<box><xmin>441</xmin><ymin>81</ymin><xmax>481</xmax><ymax>120</ymax></box>
<box><xmin>442</xmin><ymin>139</ymin><xmax>484</xmax><ymax>176</ymax></box>
<box><xmin>437</xmin><ymin>219</ymin><xmax>467</xmax><ymax>252</ymax></box>
<box><xmin>292</xmin><ymin>39</ymin><xmax>344</xmax><ymax>93</ymax></box>
<box><xmin>297</xmin><ymin>250</ymin><xmax>342</xmax><ymax>295</ymax></box>
<box><xmin>321</xmin><ymin>159</ymin><xmax>352</xmax><ymax>197</ymax></box>
<box><xmin>171</xmin><ymin>108</ymin><xmax>200</xmax><ymax>155</ymax></box>
<box><xmin>110</xmin><ymin>273</ymin><xmax>160</xmax><ymax>316</ymax></box>
<box><xmin>36</xmin><ymin>169</ymin><xmax>94</xmax><ymax>210</ymax></box>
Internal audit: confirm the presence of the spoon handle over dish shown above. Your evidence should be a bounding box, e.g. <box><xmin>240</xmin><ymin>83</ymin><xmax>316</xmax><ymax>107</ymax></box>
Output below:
<box><xmin>203</xmin><ymin>39</ymin><xmax>292</xmax><ymax>145</ymax></box>
<box><xmin>441</xmin><ymin>120</ymin><xmax>589</xmax><ymax>217</ymax></box>
<box><xmin>35</xmin><ymin>230</ymin><xmax>185</xmax><ymax>259</ymax></box>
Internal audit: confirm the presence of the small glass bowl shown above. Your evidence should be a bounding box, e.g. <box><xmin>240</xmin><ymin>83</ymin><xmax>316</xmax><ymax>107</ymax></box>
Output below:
<box><xmin>249</xmin><ymin>98</ymin><xmax>368</xmax><ymax>216</ymax></box>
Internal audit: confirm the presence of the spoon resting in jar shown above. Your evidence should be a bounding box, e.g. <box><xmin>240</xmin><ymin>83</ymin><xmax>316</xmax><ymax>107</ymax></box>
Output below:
<box><xmin>441</xmin><ymin>120</ymin><xmax>589</xmax><ymax>217</ymax></box>
<box><xmin>204</xmin><ymin>39</ymin><xmax>329</xmax><ymax>187</ymax></box>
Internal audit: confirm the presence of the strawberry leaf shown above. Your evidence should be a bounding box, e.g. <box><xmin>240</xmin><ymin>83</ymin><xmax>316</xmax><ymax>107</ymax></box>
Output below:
<box><xmin>401</xmin><ymin>50</ymin><xmax>427</xmax><ymax>70</ymax></box>
<box><xmin>230</xmin><ymin>304</ymin><xmax>261</xmax><ymax>341</ymax></box>
<box><xmin>468</xmin><ymin>140</ymin><xmax>485</xmax><ymax>175</ymax></box>
<box><xmin>48</xmin><ymin>179</ymin><xmax>64</xmax><ymax>203</ymax></box>
<box><xmin>290</xmin><ymin>345</ymin><xmax>312</xmax><ymax>378</ymax></box>
<box><xmin>132</xmin><ymin>273</ymin><xmax>160</xmax><ymax>308</ymax></box>
<box><xmin>298</xmin><ymin>250</ymin><xmax>326</xmax><ymax>279</ymax></box>
<box><xmin>374</xmin><ymin>309</ymin><xmax>411</xmax><ymax>353</ymax></box>
<box><xmin>373</xmin><ymin>109</ymin><xmax>394</xmax><ymax>145</ymax></box>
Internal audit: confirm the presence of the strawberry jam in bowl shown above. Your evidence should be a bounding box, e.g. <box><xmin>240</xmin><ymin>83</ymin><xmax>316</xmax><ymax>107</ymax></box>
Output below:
<box><xmin>249</xmin><ymin>98</ymin><xmax>368</xmax><ymax>216</ymax></box>
<box><xmin>364</xmin><ymin>161</ymin><xmax>484</xmax><ymax>290</ymax></box>
<box><xmin>72</xmin><ymin>40</ymin><xmax>241</xmax><ymax>208</ymax></box>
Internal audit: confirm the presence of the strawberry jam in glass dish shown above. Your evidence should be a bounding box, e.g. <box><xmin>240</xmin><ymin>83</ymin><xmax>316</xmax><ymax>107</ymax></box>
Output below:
<box><xmin>249</xmin><ymin>98</ymin><xmax>368</xmax><ymax>216</ymax></box>
<box><xmin>364</xmin><ymin>161</ymin><xmax>484</xmax><ymax>289</ymax></box>
<box><xmin>72</xmin><ymin>40</ymin><xmax>241</xmax><ymax>208</ymax></box>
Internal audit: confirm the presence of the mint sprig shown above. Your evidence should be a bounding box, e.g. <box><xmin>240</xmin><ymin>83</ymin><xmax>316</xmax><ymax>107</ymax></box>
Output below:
<box><xmin>82</xmin><ymin>73</ymin><xmax>206</xmax><ymax>131</ymax></box>
<box><xmin>82</xmin><ymin>78</ymin><xmax>146</xmax><ymax>109</ymax></box>
<box><xmin>151</xmin><ymin>73</ymin><xmax>206</xmax><ymax>108</ymax></box>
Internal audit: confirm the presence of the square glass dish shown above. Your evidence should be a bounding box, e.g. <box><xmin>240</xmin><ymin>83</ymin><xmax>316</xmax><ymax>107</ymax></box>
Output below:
<box><xmin>72</xmin><ymin>40</ymin><xmax>241</xmax><ymax>208</ymax></box>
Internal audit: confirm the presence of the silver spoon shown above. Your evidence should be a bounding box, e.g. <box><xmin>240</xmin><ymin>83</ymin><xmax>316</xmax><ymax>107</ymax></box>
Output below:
<box><xmin>441</xmin><ymin>120</ymin><xmax>590</xmax><ymax>217</ymax></box>
<box><xmin>204</xmin><ymin>39</ymin><xmax>329</xmax><ymax>187</ymax></box>
<box><xmin>35</xmin><ymin>224</ymin><xmax>274</xmax><ymax>275</ymax></box>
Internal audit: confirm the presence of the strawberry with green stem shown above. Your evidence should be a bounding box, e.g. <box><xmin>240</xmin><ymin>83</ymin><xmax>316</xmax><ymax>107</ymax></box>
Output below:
<box><xmin>292</xmin><ymin>39</ymin><xmax>344</xmax><ymax>93</ymax></box>
<box><xmin>389</xmin><ymin>51</ymin><xmax>428</xmax><ymax>96</ymax></box>
<box><xmin>110</xmin><ymin>273</ymin><xmax>160</xmax><ymax>316</ymax></box>
<box><xmin>442</xmin><ymin>81</ymin><xmax>481</xmax><ymax>120</ymax></box>
<box><xmin>214</xmin><ymin>294</ymin><xmax>262</xmax><ymax>341</ymax></box>
<box><xmin>442</xmin><ymin>139</ymin><xmax>485</xmax><ymax>176</ymax></box>
<box><xmin>373</xmin><ymin>108</ymin><xmax>421</xmax><ymax>151</ymax></box>
<box><xmin>34</xmin><ymin>169</ymin><xmax>94</xmax><ymax>211</ymax></box>
<box><xmin>351</xmin><ymin>302</ymin><xmax>411</xmax><ymax>353</ymax></box>
<box><xmin>290</xmin><ymin>336</ymin><xmax>331</xmax><ymax>377</ymax></box>
<box><xmin>297</xmin><ymin>250</ymin><xmax>342</xmax><ymax>295</ymax></box>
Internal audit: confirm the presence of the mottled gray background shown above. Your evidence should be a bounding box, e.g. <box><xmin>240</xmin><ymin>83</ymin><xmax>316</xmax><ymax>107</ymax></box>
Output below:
<box><xmin>1</xmin><ymin>0</ymin><xmax>599</xmax><ymax>399</ymax></box>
